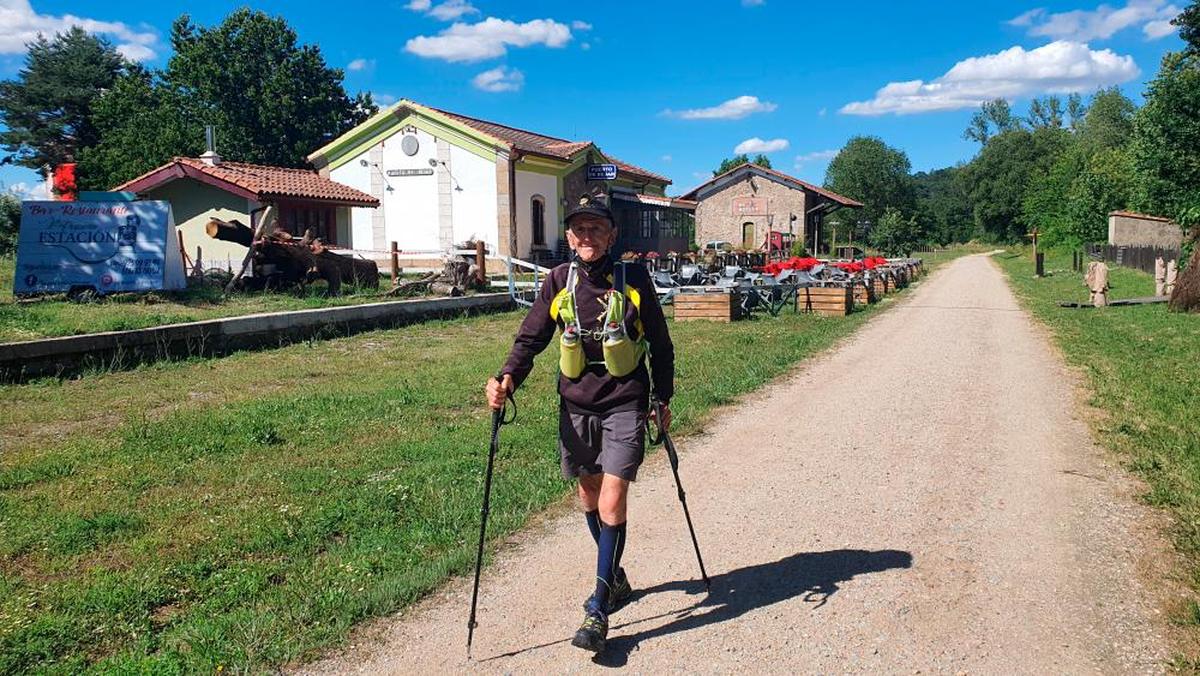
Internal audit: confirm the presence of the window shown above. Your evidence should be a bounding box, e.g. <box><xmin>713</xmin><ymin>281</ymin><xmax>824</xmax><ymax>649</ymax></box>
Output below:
<box><xmin>278</xmin><ymin>202</ymin><xmax>337</xmax><ymax>244</ymax></box>
<box><xmin>531</xmin><ymin>195</ymin><xmax>546</xmax><ymax>246</ymax></box>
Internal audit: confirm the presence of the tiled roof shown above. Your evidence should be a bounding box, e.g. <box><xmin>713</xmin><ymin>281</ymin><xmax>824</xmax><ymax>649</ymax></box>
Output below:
<box><xmin>1109</xmin><ymin>210</ymin><xmax>1173</xmax><ymax>223</ymax></box>
<box><xmin>117</xmin><ymin>157</ymin><xmax>379</xmax><ymax>206</ymax></box>
<box><xmin>681</xmin><ymin>162</ymin><xmax>863</xmax><ymax>208</ymax></box>
<box><xmin>430</xmin><ymin>106</ymin><xmax>669</xmax><ymax>184</ymax></box>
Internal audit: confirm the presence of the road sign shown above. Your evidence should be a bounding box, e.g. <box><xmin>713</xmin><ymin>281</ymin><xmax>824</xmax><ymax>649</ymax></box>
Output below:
<box><xmin>587</xmin><ymin>164</ymin><xmax>618</xmax><ymax>181</ymax></box>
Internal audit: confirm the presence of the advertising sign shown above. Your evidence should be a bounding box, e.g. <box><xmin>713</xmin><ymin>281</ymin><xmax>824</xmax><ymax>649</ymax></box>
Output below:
<box><xmin>13</xmin><ymin>201</ymin><xmax>186</xmax><ymax>295</ymax></box>
<box><xmin>587</xmin><ymin>164</ymin><xmax>618</xmax><ymax>181</ymax></box>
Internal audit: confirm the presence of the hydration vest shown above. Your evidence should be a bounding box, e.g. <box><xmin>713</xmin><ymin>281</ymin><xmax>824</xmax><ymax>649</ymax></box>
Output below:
<box><xmin>549</xmin><ymin>259</ymin><xmax>646</xmax><ymax>379</ymax></box>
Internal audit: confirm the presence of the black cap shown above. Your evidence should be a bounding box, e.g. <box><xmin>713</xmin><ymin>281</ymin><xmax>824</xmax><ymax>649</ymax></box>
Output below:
<box><xmin>565</xmin><ymin>194</ymin><xmax>613</xmax><ymax>226</ymax></box>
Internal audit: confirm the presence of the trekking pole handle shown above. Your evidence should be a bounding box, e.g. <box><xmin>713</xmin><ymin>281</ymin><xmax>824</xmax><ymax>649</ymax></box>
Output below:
<box><xmin>493</xmin><ymin>372</ymin><xmax>516</xmax><ymax>426</ymax></box>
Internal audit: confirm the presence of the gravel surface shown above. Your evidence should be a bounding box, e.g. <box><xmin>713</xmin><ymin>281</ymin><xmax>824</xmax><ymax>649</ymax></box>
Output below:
<box><xmin>301</xmin><ymin>253</ymin><xmax>1170</xmax><ymax>674</ymax></box>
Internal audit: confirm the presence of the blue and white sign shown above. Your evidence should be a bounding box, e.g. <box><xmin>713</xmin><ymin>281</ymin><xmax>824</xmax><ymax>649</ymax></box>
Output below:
<box><xmin>586</xmin><ymin>164</ymin><xmax>618</xmax><ymax>181</ymax></box>
<box><xmin>13</xmin><ymin>200</ymin><xmax>186</xmax><ymax>295</ymax></box>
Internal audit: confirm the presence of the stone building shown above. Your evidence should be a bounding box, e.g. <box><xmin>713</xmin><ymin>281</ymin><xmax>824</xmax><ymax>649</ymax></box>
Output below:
<box><xmin>1107</xmin><ymin>210</ymin><xmax>1182</xmax><ymax>248</ymax></box>
<box><xmin>680</xmin><ymin>163</ymin><xmax>861</xmax><ymax>253</ymax></box>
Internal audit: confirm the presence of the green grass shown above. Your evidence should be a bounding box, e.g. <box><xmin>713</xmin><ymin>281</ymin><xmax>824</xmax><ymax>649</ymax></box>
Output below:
<box><xmin>0</xmin><ymin>248</ymin><xmax>971</xmax><ymax>673</ymax></box>
<box><xmin>996</xmin><ymin>247</ymin><xmax>1200</xmax><ymax>635</ymax></box>
<box><xmin>0</xmin><ymin>256</ymin><xmax>444</xmax><ymax>343</ymax></box>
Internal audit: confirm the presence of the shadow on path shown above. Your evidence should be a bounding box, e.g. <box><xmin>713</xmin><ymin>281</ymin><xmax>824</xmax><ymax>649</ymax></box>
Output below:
<box><xmin>595</xmin><ymin>548</ymin><xmax>913</xmax><ymax>668</ymax></box>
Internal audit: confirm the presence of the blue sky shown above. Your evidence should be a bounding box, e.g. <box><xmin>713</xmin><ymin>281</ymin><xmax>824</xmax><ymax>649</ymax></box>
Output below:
<box><xmin>0</xmin><ymin>0</ymin><xmax>1187</xmax><ymax>197</ymax></box>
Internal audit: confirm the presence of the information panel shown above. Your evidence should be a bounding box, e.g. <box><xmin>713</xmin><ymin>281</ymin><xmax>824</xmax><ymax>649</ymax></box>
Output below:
<box><xmin>13</xmin><ymin>200</ymin><xmax>186</xmax><ymax>295</ymax></box>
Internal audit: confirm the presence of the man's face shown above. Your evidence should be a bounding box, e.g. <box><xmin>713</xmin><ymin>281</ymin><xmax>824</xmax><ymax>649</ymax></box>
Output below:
<box><xmin>566</xmin><ymin>216</ymin><xmax>616</xmax><ymax>262</ymax></box>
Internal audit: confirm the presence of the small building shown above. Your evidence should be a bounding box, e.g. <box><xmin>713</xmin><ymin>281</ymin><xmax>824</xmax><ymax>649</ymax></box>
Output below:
<box><xmin>117</xmin><ymin>154</ymin><xmax>379</xmax><ymax>270</ymax></box>
<box><xmin>1108</xmin><ymin>210</ymin><xmax>1182</xmax><ymax>249</ymax></box>
<box><xmin>306</xmin><ymin>99</ymin><xmax>692</xmax><ymax>262</ymax></box>
<box><xmin>680</xmin><ymin>163</ymin><xmax>862</xmax><ymax>254</ymax></box>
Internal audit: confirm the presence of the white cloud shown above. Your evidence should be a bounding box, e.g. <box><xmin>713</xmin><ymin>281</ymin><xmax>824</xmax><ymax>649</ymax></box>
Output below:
<box><xmin>405</xmin><ymin>17</ymin><xmax>572</xmax><ymax>63</ymax></box>
<box><xmin>429</xmin><ymin>0</ymin><xmax>479</xmax><ymax>21</ymax></box>
<box><xmin>373</xmin><ymin>92</ymin><xmax>397</xmax><ymax>105</ymax></box>
<box><xmin>7</xmin><ymin>180</ymin><xmax>50</xmax><ymax>200</ymax></box>
<box><xmin>734</xmin><ymin>137</ymin><xmax>789</xmax><ymax>154</ymax></box>
<box><xmin>471</xmin><ymin>65</ymin><xmax>524</xmax><ymax>92</ymax></box>
<box><xmin>743</xmin><ymin>0</ymin><xmax>766</xmax><ymax>6</ymax></box>
<box><xmin>818</xmin><ymin>107</ymin><xmax>827</xmax><ymax>116</ymax></box>
<box><xmin>794</xmin><ymin>149</ymin><xmax>837</xmax><ymax>165</ymax></box>
<box><xmin>0</xmin><ymin>0</ymin><xmax>158</xmax><ymax>60</ymax></box>
<box><xmin>840</xmin><ymin>41</ymin><xmax>1139</xmax><ymax>116</ymax></box>
<box><xmin>580</xmin><ymin>42</ymin><xmax>591</xmax><ymax>50</ymax></box>
<box><xmin>1143</xmin><ymin>18</ymin><xmax>1178</xmax><ymax>37</ymax></box>
<box><xmin>663</xmin><ymin>95</ymin><xmax>778</xmax><ymax>120</ymax></box>
<box><xmin>405</xmin><ymin>0</ymin><xmax>479</xmax><ymax>21</ymax></box>
<box><xmin>347</xmin><ymin>58</ymin><xmax>374</xmax><ymax>71</ymax></box>
<box><xmin>661</xmin><ymin>154</ymin><xmax>672</xmax><ymax>162</ymax></box>
<box><xmin>572</xmin><ymin>20</ymin><xmax>592</xmax><ymax>31</ymax></box>
<box><xmin>1008</xmin><ymin>1</ymin><xmax>1181</xmax><ymax>41</ymax></box>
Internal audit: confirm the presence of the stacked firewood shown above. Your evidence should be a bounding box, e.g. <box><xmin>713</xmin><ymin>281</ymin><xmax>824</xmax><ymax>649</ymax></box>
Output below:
<box><xmin>206</xmin><ymin>217</ymin><xmax>379</xmax><ymax>295</ymax></box>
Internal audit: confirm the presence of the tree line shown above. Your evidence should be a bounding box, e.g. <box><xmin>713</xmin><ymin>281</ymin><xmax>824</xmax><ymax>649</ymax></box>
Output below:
<box><xmin>819</xmin><ymin>2</ymin><xmax>1199</xmax><ymax>256</ymax></box>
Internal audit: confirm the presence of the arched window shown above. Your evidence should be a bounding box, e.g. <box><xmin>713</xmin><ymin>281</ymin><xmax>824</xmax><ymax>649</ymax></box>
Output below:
<box><xmin>742</xmin><ymin>222</ymin><xmax>756</xmax><ymax>249</ymax></box>
<box><xmin>531</xmin><ymin>195</ymin><xmax>546</xmax><ymax>246</ymax></box>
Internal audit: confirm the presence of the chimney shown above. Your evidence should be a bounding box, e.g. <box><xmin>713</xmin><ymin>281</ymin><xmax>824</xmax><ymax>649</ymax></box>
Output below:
<box><xmin>200</xmin><ymin>125</ymin><xmax>221</xmax><ymax>166</ymax></box>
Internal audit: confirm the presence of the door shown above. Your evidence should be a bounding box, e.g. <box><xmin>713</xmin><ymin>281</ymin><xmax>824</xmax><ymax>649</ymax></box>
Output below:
<box><xmin>742</xmin><ymin>222</ymin><xmax>755</xmax><ymax>250</ymax></box>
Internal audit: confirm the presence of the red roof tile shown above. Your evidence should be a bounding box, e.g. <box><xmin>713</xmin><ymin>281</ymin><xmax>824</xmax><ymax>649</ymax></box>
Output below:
<box><xmin>117</xmin><ymin>157</ymin><xmax>379</xmax><ymax>206</ymax></box>
<box><xmin>429</xmin><ymin>106</ymin><xmax>669</xmax><ymax>184</ymax></box>
<box><xmin>681</xmin><ymin>162</ymin><xmax>863</xmax><ymax>208</ymax></box>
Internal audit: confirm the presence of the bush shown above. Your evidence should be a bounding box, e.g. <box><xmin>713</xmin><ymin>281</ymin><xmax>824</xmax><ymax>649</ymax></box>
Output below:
<box><xmin>0</xmin><ymin>194</ymin><xmax>20</xmax><ymax>255</ymax></box>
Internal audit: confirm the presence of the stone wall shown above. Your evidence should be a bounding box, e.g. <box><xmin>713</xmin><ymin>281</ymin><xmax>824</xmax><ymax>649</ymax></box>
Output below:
<box><xmin>1108</xmin><ymin>212</ymin><xmax>1182</xmax><ymax>248</ymax></box>
<box><xmin>694</xmin><ymin>174</ymin><xmax>807</xmax><ymax>250</ymax></box>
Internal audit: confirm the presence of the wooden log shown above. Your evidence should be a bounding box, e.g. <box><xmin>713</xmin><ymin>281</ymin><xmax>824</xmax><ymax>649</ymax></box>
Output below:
<box><xmin>206</xmin><ymin>218</ymin><xmax>254</xmax><ymax>247</ymax></box>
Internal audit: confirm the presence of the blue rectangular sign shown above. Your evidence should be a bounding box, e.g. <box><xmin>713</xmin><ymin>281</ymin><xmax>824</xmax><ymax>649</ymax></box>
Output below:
<box><xmin>587</xmin><ymin>164</ymin><xmax>618</xmax><ymax>181</ymax></box>
<box><xmin>13</xmin><ymin>200</ymin><xmax>185</xmax><ymax>295</ymax></box>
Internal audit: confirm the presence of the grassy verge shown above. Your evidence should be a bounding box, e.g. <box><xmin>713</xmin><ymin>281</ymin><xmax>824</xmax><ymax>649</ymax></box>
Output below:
<box><xmin>0</xmin><ymin>248</ymin><xmax>971</xmax><ymax>672</ymax></box>
<box><xmin>0</xmin><ymin>256</ymin><xmax>456</xmax><ymax>343</ymax></box>
<box><xmin>995</xmin><ymin>247</ymin><xmax>1200</xmax><ymax>651</ymax></box>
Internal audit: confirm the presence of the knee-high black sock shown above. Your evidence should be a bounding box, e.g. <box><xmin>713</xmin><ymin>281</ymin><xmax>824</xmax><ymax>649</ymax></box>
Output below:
<box><xmin>592</xmin><ymin>521</ymin><xmax>626</xmax><ymax>609</ymax></box>
<box><xmin>585</xmin><ymin>509</ymin><xmax>601</xmax><ymax>545</ymax></box>
<box><xmin>613</xmin><ymin>521</ymin><xmax>627</xmax><ymax>577</ymax></box>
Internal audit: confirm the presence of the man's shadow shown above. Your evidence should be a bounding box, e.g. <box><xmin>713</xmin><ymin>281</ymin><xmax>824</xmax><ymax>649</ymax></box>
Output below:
<box><xmin>595</xmin><ymin>548</ymin><xmax>913</xmax><ymax>667</ymax></box>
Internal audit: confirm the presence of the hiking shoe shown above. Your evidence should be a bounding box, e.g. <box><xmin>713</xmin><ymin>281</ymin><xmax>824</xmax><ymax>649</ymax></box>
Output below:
<box><xmin>608</xmin><ymin>569</ymin><xmax>633</xmax><ymax>612</ymax></box>
<box><xmin>571</xmin><ymin>603</ymin><xmax>608</xmax><ymax>653</ymax></box>
<box><xmin>582</xmin><ymin>568</ymin><xmax>633</xmax><ymax>614</ymax></box>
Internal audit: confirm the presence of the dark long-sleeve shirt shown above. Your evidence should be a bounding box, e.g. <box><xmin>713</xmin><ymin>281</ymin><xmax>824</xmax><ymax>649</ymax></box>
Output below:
<box><xmin>501</xmin><ymin>255</ymin><xmax>674</xmax><ymax>413</ymax></box>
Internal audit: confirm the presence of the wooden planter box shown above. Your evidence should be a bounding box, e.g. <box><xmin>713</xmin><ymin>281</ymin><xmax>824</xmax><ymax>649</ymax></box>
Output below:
<box><xmin>674</xmin><ymin>291</ymin><xmax>741</xmax><ymax>322</ymax></box>
<box><xmin>892</xmin><ymin>268</ymin><xmax>909</xmax><ymax>288</ymax></box>
<box><xmin>853</xmin><ymin>282</ymin><xmax>875</xmax><ymax>306</ymax></box>
<box><xmin>797</xmin><ymin>285</ymin><xmax>852</xmax><ymax>317</ymax></box>
<box><xmin>872</xmin><ymin>275</ymin><xmax>891</xmax><ymax>297</ymax></box>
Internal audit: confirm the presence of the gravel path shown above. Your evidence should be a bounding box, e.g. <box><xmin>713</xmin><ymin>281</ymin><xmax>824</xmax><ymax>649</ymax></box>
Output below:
<box><xmin>303</xmin><ymin>253</ymin><xmax>1170</xmax><ymax>674</ymax></box>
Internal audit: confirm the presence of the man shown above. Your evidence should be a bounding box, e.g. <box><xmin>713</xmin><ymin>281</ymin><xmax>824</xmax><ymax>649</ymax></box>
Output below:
<box><xmin>485</xmin><ymin>195</ymin><xmax>675</xmax><ymax>653</ymax></box>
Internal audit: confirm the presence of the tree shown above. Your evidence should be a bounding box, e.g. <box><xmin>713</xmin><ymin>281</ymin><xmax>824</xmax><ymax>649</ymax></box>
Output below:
<box><xmin>77</xmin><ymin>67</ymin><xmax>204</xmax><ymax>189</ymax></box>
<box><xmin>824</xmin><ymin>136</ymin><xmax>916</xmax><ymax>227</ymax></box>
<box><xmin>79</xmin><ymin>9</ymin><xmax>376</xmax><ymax>187</ymax></box>
<box><xmin>963</xmin><ymin>98</ymin><xmax>1022</xmax><ymax>145</ymax></box>
<box><xmin>1077</xmin><ymin>87</ymin><xmax>1136</xmax><ymax>155</ymax></box>
<box><xmin>961</xmin><ymin>127</ymin><xmax>1071</xmax><ymax>241</ymax></box>
<box><xmin>0</xmin><ymin>27</ymin><xmax>127</xmax><ymax>174</ymax></box>
<box><xmin>913</xmin><ymin>166</ymin><xmax>974</xmax><ymax>245</ymax></box>
<box><xmin>1131</xmin><ymin>50</ymin><xmax>1200</xmax><ymax>220</ymax></box>
<box><xmin>1027</xmin><ymin>95</ymin><xmax>1064</xmax><ymax>129</ymax></box>
<box><xmin>713</xmin><ymin>153</ymin><xmax>771</xmax><ymax>176</ymax></box>
<box><xmin>1066</xmin><ymin>93</ymin><xmax>1087</xmax><ymax>130</ymax></box>
<box><xmin>871</xmin><ymin>207</ymin><xmax>923</xmax><ymax>255</ymax></box>
<box><xmin>0</xmin><ymin>192</ymin><xmax>20</xmax><ymax>255</ymax></box>
<box><xmin>1175</xmin><ymin>1</ymin><xmax>1200</xmax><ymax>54</ymax></box>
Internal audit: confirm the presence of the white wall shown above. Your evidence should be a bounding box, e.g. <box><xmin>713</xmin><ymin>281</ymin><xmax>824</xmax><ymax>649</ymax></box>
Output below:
<box><xmin>381</xmin><ymin>128</ymin><xmax>440</xmax><ymax>251</ymax></box>
<box><xmin>329</xmin><ymin>159</ymin><xmax>373</xmax><ymax>249</ymax></box>
<box><xmin>514</xmin><ymin>169</ymin><xmax>558</xmax><ymax>256</ymax></box>
<box><xmin>449</xmin><ymin>145</ymin><xmax>498</xmax><ymax>252</ymax></box>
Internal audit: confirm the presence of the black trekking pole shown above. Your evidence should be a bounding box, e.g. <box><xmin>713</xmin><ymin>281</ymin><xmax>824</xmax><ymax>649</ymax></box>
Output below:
<box><xmin>649</xmin><ymin>398</ymin><xmax>710</xmax><ymax>590</ymax></box>
<box><xmin>467</xmin><ymin>373</ymin><xmax>515</xmax><ymax>658</ymax></box>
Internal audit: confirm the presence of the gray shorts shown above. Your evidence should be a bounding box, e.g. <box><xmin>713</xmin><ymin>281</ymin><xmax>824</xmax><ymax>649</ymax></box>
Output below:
<box><xmin>559</xmin><ymin>406</ymin><xmax>646</xmax><ymax>482</ymax></box>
